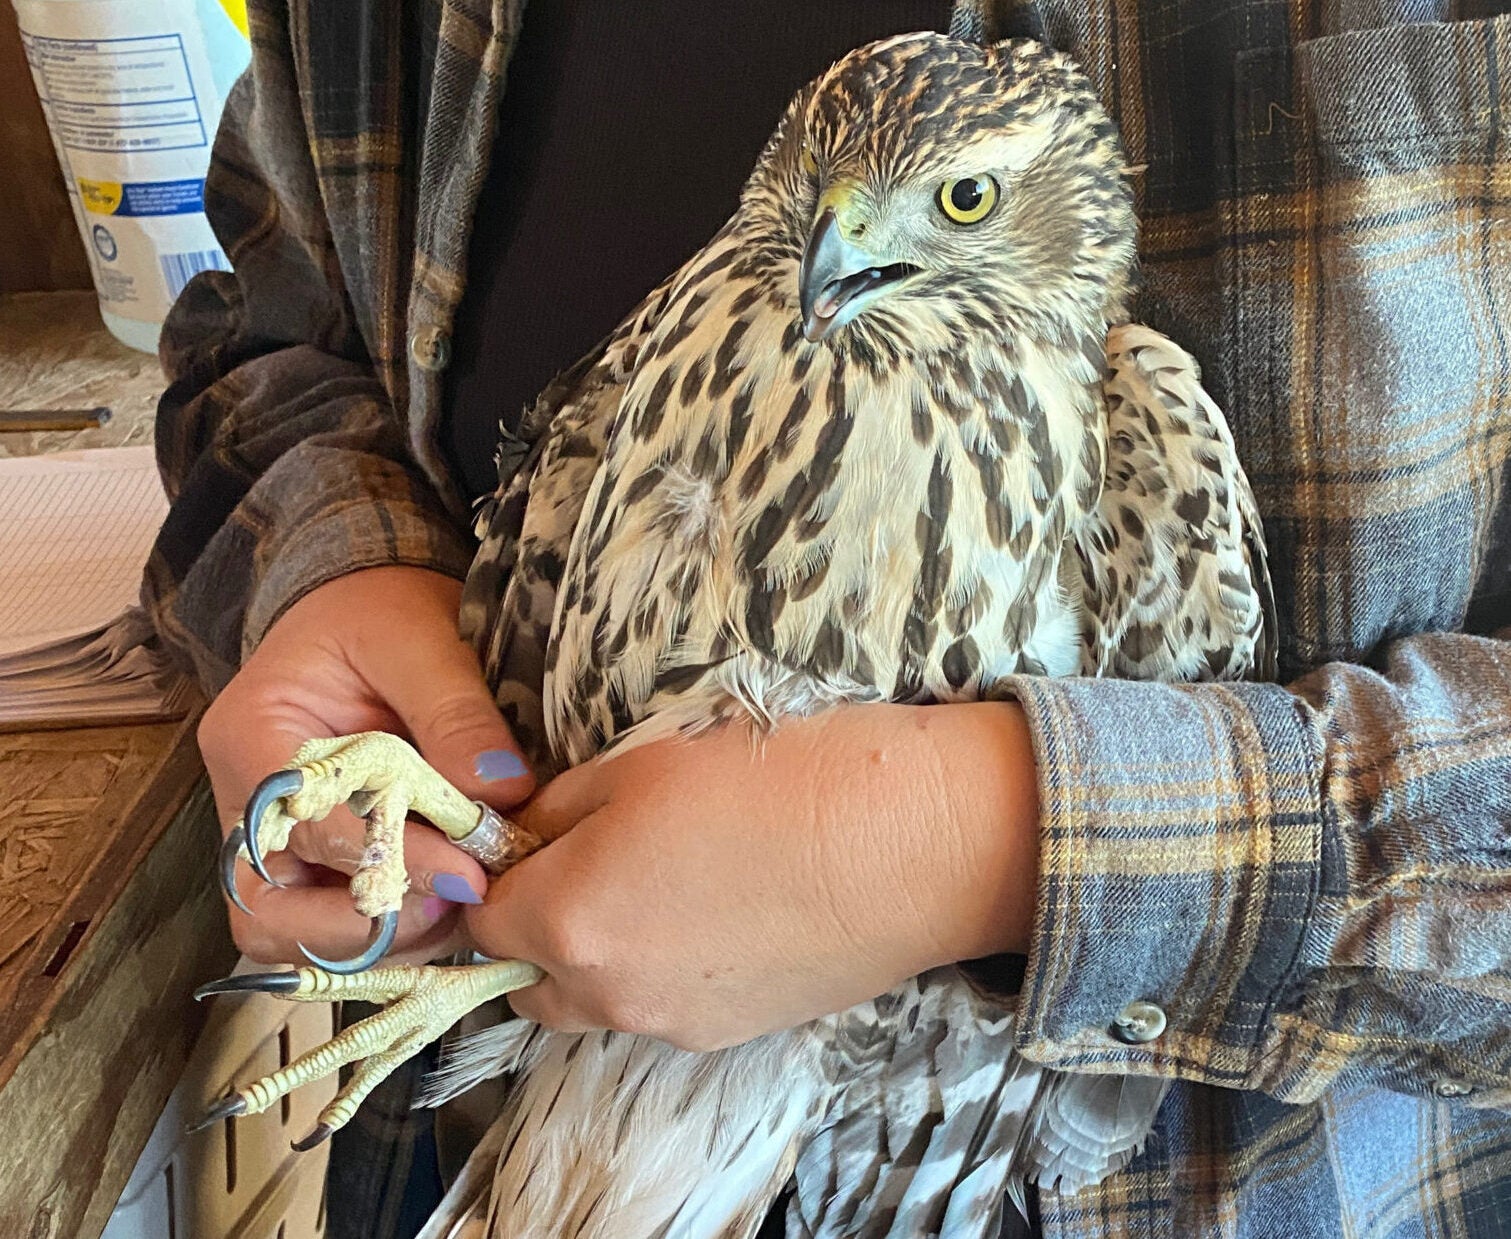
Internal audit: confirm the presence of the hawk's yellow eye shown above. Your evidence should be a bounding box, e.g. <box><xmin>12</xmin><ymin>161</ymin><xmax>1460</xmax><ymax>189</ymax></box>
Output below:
<box><xmin>801</xmin><ymin>142</ymin><xmax>820</xmax><ymax>177</ymax></box>
<box><xmin>938</xmin><ymin>175</ymin><xmax>998</xmax><ymax>224</ymax></box>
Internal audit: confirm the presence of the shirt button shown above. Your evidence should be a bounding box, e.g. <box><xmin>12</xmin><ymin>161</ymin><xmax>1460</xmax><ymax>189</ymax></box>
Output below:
<box><xmin>1110</xmin><ymin>1000</ymin><xmax>1168</xmax><ymax>1044</ymax></box>
<box><xmin>1432</xmin><ymin>1078</ymin><xmax>1474</xmax><ymax>1098</ymax></box>
<box><xmin>410</xmin><ymin>325</ymin><xmax>451</xmax><ymax>372</ymax></box>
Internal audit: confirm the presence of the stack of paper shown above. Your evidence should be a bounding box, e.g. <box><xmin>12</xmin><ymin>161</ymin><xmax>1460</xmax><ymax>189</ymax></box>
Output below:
<box><xmin>0</xmin><ymin>446</ymin><xmax>193</xmax><ymax>729</ymax></box>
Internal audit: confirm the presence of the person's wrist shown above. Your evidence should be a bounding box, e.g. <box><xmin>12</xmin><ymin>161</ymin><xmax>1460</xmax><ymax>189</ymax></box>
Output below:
<box><xmin>927</xmin><ymin>701</ymin><xmax>1040</xmax><ymax>963</ymax></box>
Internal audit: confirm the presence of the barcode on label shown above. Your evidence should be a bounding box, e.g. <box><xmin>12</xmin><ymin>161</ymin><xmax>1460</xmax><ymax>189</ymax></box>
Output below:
<box><xmin>159</xmin><ymin>248</ymin><xmax>229</xmax><ymax>299</ymax></box>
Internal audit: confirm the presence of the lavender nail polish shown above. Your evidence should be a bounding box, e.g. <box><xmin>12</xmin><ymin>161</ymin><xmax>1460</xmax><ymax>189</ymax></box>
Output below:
<box><xmin>475</xmin><ymin>749</ymin><xmax>529</xmax><ymax>781</ymax></box>
<box><xmin>432</xmin><ymin>873</ymin><xmax>484</xmax><ymax>905</ymax></box>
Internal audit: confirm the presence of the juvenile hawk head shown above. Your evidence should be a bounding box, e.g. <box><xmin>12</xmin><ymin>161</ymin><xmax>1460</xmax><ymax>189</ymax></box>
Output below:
<box><xmin>739</xmin><ymin>33</ymin><xmax>1136</xmax><ymax>351</ymax></box>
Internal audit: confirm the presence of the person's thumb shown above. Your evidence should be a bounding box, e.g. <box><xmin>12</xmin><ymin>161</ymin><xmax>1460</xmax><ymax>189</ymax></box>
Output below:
<box><xmin>368</xmin><ymin>629</ymin><xmax>537</xmax><ymax>811</ymax></box>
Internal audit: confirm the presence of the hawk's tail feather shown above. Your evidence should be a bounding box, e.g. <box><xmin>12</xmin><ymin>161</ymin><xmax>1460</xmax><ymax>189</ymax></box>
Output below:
<box><xmin>416</xmin><ymin>1115</ymin><xmax>508</xmax><ymax>1239</ymax></box>
<box><xmin>790</xmin><ymin>972</ymin><xmax>1041</xmax><ymax>1239</ymax></box>
<box><xmin>1017</xmin><ymin>1070</ymin><xmax>1170</xmax><ymax>1194</ymax></box>
<box><xmin>434</xmin><ymin>1025</ymin><xmax>827</xmax><ymax>1239</ymax></box>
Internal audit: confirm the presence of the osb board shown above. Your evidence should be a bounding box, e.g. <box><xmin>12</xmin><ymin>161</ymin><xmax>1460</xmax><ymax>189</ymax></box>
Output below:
<box><xmin>0</xmin><ymin>291</ymin><xmax>164</xmax><ymax>458</ymax></box>
<box><xmin>0</xmin><ymin>715</ymin><xmax>236</xmax><ymax>1239</ymax></box>
<box><xmin>0</xmin><ymin>711</ymin><xmax>208</xmax><ymax>1078</ymax></box>
<box><xmin>0</xmin><ymin>7</ymin><xmax>91</xmax><ymax>294</ymax></box>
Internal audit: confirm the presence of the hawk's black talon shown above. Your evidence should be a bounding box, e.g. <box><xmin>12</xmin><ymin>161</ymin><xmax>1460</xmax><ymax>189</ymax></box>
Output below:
<box><xmin>186</xmin><ymin>1092</ymin><xmax>247</xmax><ymax>1134</ymax></box>
<box><xmin>194</xmin><ymin>971</ymin><xmax>304</xmax><ymax>1001</ymax></box>
<box><xmin>297</xmin><ymin>910</ymin><xmax>399</xmax><ymax>974</ymax></box>
<box><xmin>243</xmin><ymin>768</ymin><xmax>305</xmax><ymax>885</ymax></box>
<box><xmin>292</xmin><ymin>1122</ymin><xmax>334</xmax><ymax>1152</ymax></box>
<box><xmin>219</xmin><ymin>826</ymin><xmax>253</xmax><ymax>915</ymax></box>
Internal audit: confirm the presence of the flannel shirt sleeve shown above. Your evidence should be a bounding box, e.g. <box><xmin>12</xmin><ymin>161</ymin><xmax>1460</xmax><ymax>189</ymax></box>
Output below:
<box><xmin>143</xmin><ymin>19</ymin><xmax>474</xmax><ymax>694</ymax></box>
<box><xmin>1007</xmin><ymin>627</ymin><xmax>1511</xmax><ymax>1108</ymax></box>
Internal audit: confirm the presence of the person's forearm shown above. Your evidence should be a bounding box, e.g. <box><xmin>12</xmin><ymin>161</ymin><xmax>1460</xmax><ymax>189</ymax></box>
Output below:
<box><xmin>918</xmin><ymin>702</ymin><xmax>1040</xmax><ymax>962</ymax></box>
<box><xmin>458</xmin><ymin>701</ymin><xmax>1040</xmax><ymax>1048</ymax></box>
<box><xmin>147</xmin><ymin>353</ymin><xmax>475</xmax><ymax>690</ymax></box>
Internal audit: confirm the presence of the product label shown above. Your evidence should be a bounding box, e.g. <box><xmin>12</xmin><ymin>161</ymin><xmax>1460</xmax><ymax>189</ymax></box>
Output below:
<box><xmin>14</xmin><ymin>0</ymin><xmax>248</xmax><ymax>335</ymax></box>
<box><xmin>78</xmin><ymin>177</ymin><xmax>206</xmax><ymax>216</ymax></box>
<box><xmin>23</xmin><ymin>33</ymin><xmax>209</xmax><ymax>153</ymax></box>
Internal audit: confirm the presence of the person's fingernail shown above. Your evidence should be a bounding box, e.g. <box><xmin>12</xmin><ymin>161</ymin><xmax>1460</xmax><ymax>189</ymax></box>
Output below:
<box><xmin>475</xmin><ymin>749</ymin><xmax>528</xmax><ymax>781</ymax></box>
<box><xmin>432</xmin><ymin>873</ymin><xmax>484</xmax><ymax>905</ymax></box>
<box><xmin>422</xmin><ymin>896</ymin><xmax>448</xmax><ymax>921</ymax></box>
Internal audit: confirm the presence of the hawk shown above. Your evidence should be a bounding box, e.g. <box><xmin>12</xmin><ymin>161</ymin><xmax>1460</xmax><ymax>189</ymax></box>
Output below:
<box><xmin>197</xmin><ymin>12</ymin><xmax>1273</xmax><ymax>1237</ymax></box>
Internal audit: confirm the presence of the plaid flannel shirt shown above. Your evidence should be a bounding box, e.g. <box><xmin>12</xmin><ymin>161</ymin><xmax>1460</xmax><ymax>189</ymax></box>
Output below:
<box><xmin>146</xmin><ymin>1</ymin><xmax>1511</xmax><ymax>1236</ymax></box>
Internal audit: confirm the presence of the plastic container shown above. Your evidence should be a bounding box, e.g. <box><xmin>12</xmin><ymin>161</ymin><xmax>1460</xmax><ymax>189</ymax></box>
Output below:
<box><xmin>101</xmin><ymin>965</ymin><xmax>337</xmax><ymax>1239</ymax></box>
<box><xmin>12</xmin><ymin>0</ymin><xmax>251</xmax><ymax>353</ymax></box>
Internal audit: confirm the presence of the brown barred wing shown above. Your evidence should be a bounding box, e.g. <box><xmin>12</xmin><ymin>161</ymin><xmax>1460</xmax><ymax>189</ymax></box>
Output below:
<box><xmin>458</xmin><ymin>278</ymin><xmax>678</xmax><ymax>774</ymax></box>
<box><xmin>1075</xmin><ymin>323</ymin><xmax>1275</xmax><ymax>684</ymax></box>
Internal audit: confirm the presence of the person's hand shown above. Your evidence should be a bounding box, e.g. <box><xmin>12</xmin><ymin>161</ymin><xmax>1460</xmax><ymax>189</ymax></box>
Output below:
<box><xmin>467</xmin><ymin>702</ymin><xmax>1038</xmax><ymax>1050</ymax></box>
<box><xmin>199</xmin><ymin>566</ymin><xmax>535</xmax><ymax>966</ymax></box>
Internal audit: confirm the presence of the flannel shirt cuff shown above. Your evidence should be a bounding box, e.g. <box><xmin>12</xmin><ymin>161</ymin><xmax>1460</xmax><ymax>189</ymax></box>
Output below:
<box><xmin>1004</xmin><ymin>674</ymin><xmax>1327</xmax><ymax>1089</ymax></box>
<box><xmin>239</xmin><ymin>448</ymin><xmax>478</xmax><ymax>657</ymax></box>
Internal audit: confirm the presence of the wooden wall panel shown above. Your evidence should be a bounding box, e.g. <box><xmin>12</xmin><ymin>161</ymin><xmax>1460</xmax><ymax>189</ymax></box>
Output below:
<box><xmin>0</xmin><ymin>6</ymin><xmax>92</xmax><ymax>294</ymax></box>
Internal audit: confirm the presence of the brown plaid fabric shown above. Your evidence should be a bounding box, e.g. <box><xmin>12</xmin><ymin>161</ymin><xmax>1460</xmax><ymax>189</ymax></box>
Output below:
<box><xmin>146</xmin><ymin>1</ymin><xmax>1511</xmax><ymax>1236</ymax></box>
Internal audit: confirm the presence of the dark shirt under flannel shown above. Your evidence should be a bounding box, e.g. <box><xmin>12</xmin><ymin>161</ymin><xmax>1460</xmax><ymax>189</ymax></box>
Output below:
<box><xmin>147</xmin><ymin>2</ymin><xmax>1511</xmax><ymax>1236</ymax></box>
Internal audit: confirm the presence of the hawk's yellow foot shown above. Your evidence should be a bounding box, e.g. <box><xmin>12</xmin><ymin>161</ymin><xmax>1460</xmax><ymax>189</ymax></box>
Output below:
<box><xmin>221</xmin><ymin>731</ymin><xmax>541</xmax><ymax>971</ymax></box>
<box><xmin>190</xmin><ymin>960</ymin><xmax>544</xmax><ymax>1148</ymax></box>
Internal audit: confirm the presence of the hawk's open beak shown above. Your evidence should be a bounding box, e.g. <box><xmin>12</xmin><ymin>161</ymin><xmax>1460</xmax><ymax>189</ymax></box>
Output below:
<box><xmin>798</xmin><ymin>209</ymin><xmax>918</xmax><ymax>343</ymax></box>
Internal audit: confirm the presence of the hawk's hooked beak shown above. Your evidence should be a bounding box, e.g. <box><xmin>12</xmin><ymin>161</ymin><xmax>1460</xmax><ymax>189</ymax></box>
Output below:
<box><xmin>798</xmin><ymin>208</ymin><xmax>919</xmax><ymax>343</ymax></box>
